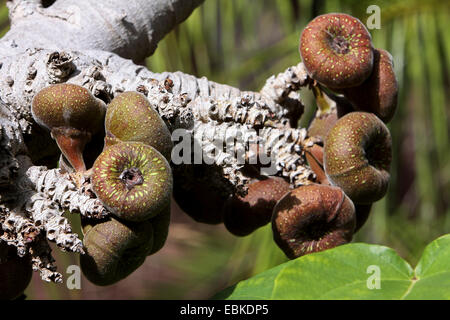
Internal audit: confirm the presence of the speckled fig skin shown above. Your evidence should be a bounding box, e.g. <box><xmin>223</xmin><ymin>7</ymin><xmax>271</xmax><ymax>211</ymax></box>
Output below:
<box><xmin>31</xmin><ymin>83</ymin><xmax>106</xmax><ymax>171</ymax></box>
<box><xmin>80</xmin><ymin>217</ymin><xmax>153</xmax><ymax>286</ymax></box>
<box><xmin>223</xmin><ymin>177</ymin><xmax>291</xmax><ymax>237</ymax></box>
<box><xmin>341</xmin><ymin>49</ymin><xmax>398</xmax><ymax>123</ymax></box>
<box><xmin>272</xmin><ymin>184</ymin><xmax>356</xmax><ymax>259</ymax></box>
<box><xmin>0</xmin><ymin>242</ymin><xmax>33</xmax><ymax>299</ymax></box>
<box><xmin>92</xmin><ymin>141</ymin><xmax>173</xmax><ymax>222</ymax></box>
<box><xmin>103</xmin><ymin>132</ymin><xmax>122</xmax><ymax>149</ymax></box>
<box><xmin>324</xmin><ymin>112</ymin><xmax>392</xmax><ymax>204</ymax></box>
<box><xmin>300</xmin><ymin>13</ymin><xmax>374</xmax><ymax>89</ymax></box>
<box><xmin>105</xmin><ymin>91</ymin><xmax>173</xmax><ymax>160</ymax></box>
<box><xmin>32</xmin><ymin>83</ymin><xmax>106</xmax><ymax>133</ymax></box>
<box><xmin>306</xmin><ymin>94</ymin><xmax>353</xmax><ymax>185</ymax></box>
<box><xmin>307</xmin><ymin>111</ymin><xmax>338</xmax><ymax>141</ymax></box>
<box><xmin>147</xmin><ymin>205</ymin><xmax>170</xmax><ymax>255</ymax></box>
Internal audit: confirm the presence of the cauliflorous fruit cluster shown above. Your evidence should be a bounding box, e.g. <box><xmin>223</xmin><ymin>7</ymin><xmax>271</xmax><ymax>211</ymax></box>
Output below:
<box><xmin>299</xmin><ymin>13</ymin><xmax>398</xmax><ymax>123</ymax></box>
<box><xmin>84</xmin><ymin>92</ymin><xmax>173</xmax><ymax>286</ymax></box>
<box><xmin>272</xmin><ymin>12</ymin><xmax>397</xmax><ymax>259</ymax></box>
<box><xmin>32</xmin><ymin>88</ymin><xmax>173</xmax><ymax>286</ymax></box>
<box><xmin>158</xmin><ymin>13</ymin><xmax>397</xmax><ymax>261</ymax></box>
<box><xmin>172</xmin><ymin>14</ymin><xmax>396</xmax><ymax>261</ymax></box>
<box><xmin>8</xmin><ymin>12</ymin><xmax>398</xmax><ymax>294</ymax></box>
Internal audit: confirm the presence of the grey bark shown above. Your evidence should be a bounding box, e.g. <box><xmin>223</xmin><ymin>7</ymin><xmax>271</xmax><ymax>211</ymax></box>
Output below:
<box><xmin>3</xmin><ymin>0</ymin><xmax>205</xmax><ymax>62</ymax></box>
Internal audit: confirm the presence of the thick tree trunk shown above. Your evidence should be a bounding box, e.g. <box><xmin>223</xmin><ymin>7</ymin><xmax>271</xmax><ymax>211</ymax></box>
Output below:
<box><xmin>0</xmin><ymin>0</ymin><xmax>314</xmax><ymax>282</ymax></box>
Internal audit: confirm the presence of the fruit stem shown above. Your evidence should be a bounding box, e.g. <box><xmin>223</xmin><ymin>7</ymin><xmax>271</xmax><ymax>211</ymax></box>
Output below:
<box><xmin>51</xmin><ymin>127</ymin><xmax>90</xmax><ymax>172</ymax></box>
<box><xmin>311</xmin><ymin>84</ymin><xmax>335</xmax><ymax>114</ymax></box>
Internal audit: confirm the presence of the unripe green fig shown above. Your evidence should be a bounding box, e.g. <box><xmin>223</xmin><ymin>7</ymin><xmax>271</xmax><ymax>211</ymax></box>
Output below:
<box><xmin>324</xmin><ymin>112</ymin><xmax>392</xmax><ymax>204</ymax></box>
<box><xmin>272</xmin><ymin>184</ymin><xmax>356</xmax><ymax>259</ymax></box>
<box><xmin>80</xmin><ymin>217</ymin><xmax>153</xmax><ymax>286</ymax></box>
<box><xmin>31</xmin><ymin>83</ymin><xmax>106</xmax><ymax>172</ymax></box>
<box><xmin>92</xmin><ymin>141</ymin><xmax>173</xmax><ymax>222</ymax></box>
<box><xmin>300</xmin><ymin>13</ymin><xmax>374</xmax><ymax>89</ymax></box>
<box><xmin>341</xmin><ymin>49</ymin><xmax>398</xmax><ymax>123</ymax></box>
<box><xmin>223</xmin><ymin>177</ymin><xmax>291</xmax><ymax>237</ymax></box>
<box><xmin>105</xmin><ymin>91</ymin><xmax>173</xmax><ymax>160</ymax></box>
<box><xmin>0</xmin><ymin>242</ymin><xmax>33</xmax><ymax>300</ymax></box>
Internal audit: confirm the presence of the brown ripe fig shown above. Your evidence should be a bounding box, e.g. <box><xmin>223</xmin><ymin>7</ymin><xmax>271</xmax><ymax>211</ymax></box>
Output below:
<box><xmin>300</xmin><ymin>13</ymin><xmax>374</xmax><ymax>89</ymax></box>
<box><xmin>333</xmin><ymin>93</ymin><xmax>355</xmax><ymax>118</ymax></box>
<box><xmin>324</xmin><ymin>112</ymin><xmax>392</xmax><ymax>204</ymax></box>
<box><xmin>354</xmin><ymin>204</ymin><xmax>372</xmax><ymax>232</ymax></box>
<box><xmin>80</xmin><ymin>217</ymin><xmax>153</xmax><ymax>286</ymax></box>
<box><xmin>0</xmin><ymin>242</ymin><xmax>33</xmax><ymax>300</ymax></box>
<box><xmin>306</xmin><ymin>90</ymin><xmax>355</xmax><ymax>186</ymax></box>
<box><xmin>31</xmin><ymin>83</ymin><xmax>106</xmax><ymax>172</ymax></box>
<box><xmin>91</xmin><ymin>141</ymin><xmax>173</xmax><ymax>222</ymax></box>
<box><xmin>105</xmin><ymin>91</ymin><xmax>173</xmax><ymax>160</ymax></box>
<box><xmin>147</xmin><ymin>205</ymin><xmax>170</xmax><ymax>256</ymax></box>
<box><xmin>304</xmin><ymin>144</ymin><xmax>329</xmax><ymax>185</ymax></box>
<box><xmin>272</xmin><ymin>184</ymin><xmax>356</xmax><ymax>259</ymax></box>
<box><xmin>307</xmin><ymin>110</ymin><xmax>338</xmax><ymax>141</ymax></box>
<box><xmin>223</xmin><ymin>176</ymin><xmax>291</xmax><ymax>237</ymax></box>
<box><xmin>172</xmin><ymin>164</ymin><xmax>229</xmax><ymax>224</ymax></box>
<box><xmin>341</xmin><ymin>49</ymin><xmax>398</xmax><ymax>123</ymax></box>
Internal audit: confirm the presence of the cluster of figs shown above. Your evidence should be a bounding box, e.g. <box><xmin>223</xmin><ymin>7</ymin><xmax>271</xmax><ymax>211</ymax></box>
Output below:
<box><xmin>272</xmin><ymin>12</ymin><xmax>397</xmax><ymax>258</ymax></box>
<box><xmin>31</xmin><ymin>86</ymin><xmax>174</xmax><ymax>286</ymax></box>
<box><xmin>174</xmin><ymin>13</ymin><xmax>397</xmax><ymax>260</ymax></box>
<box><xmin>0</xmin><ymin>12</ymin><xmax>397</xmax><ymax>296</ymax></box>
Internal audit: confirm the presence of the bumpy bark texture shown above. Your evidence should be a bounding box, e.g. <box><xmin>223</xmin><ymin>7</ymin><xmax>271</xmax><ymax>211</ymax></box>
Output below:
<box><xmin>0</xmin><ymin>0</ymin><xmax>315</xmax><ymax>282</ymax></box>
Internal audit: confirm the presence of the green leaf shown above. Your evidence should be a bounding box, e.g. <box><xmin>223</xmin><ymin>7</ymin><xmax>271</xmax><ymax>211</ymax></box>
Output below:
<box><xmin>214</xmin><ymin>234</ymin><xmax>450</xmax><ymax>300</ymax></box>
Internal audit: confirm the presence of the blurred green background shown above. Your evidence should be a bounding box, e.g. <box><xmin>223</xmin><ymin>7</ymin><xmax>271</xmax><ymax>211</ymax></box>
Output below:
<box><xmin>1</xmin><ymin>0</ymin><xmax>448</xmax><ymax>299</ymax></box>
